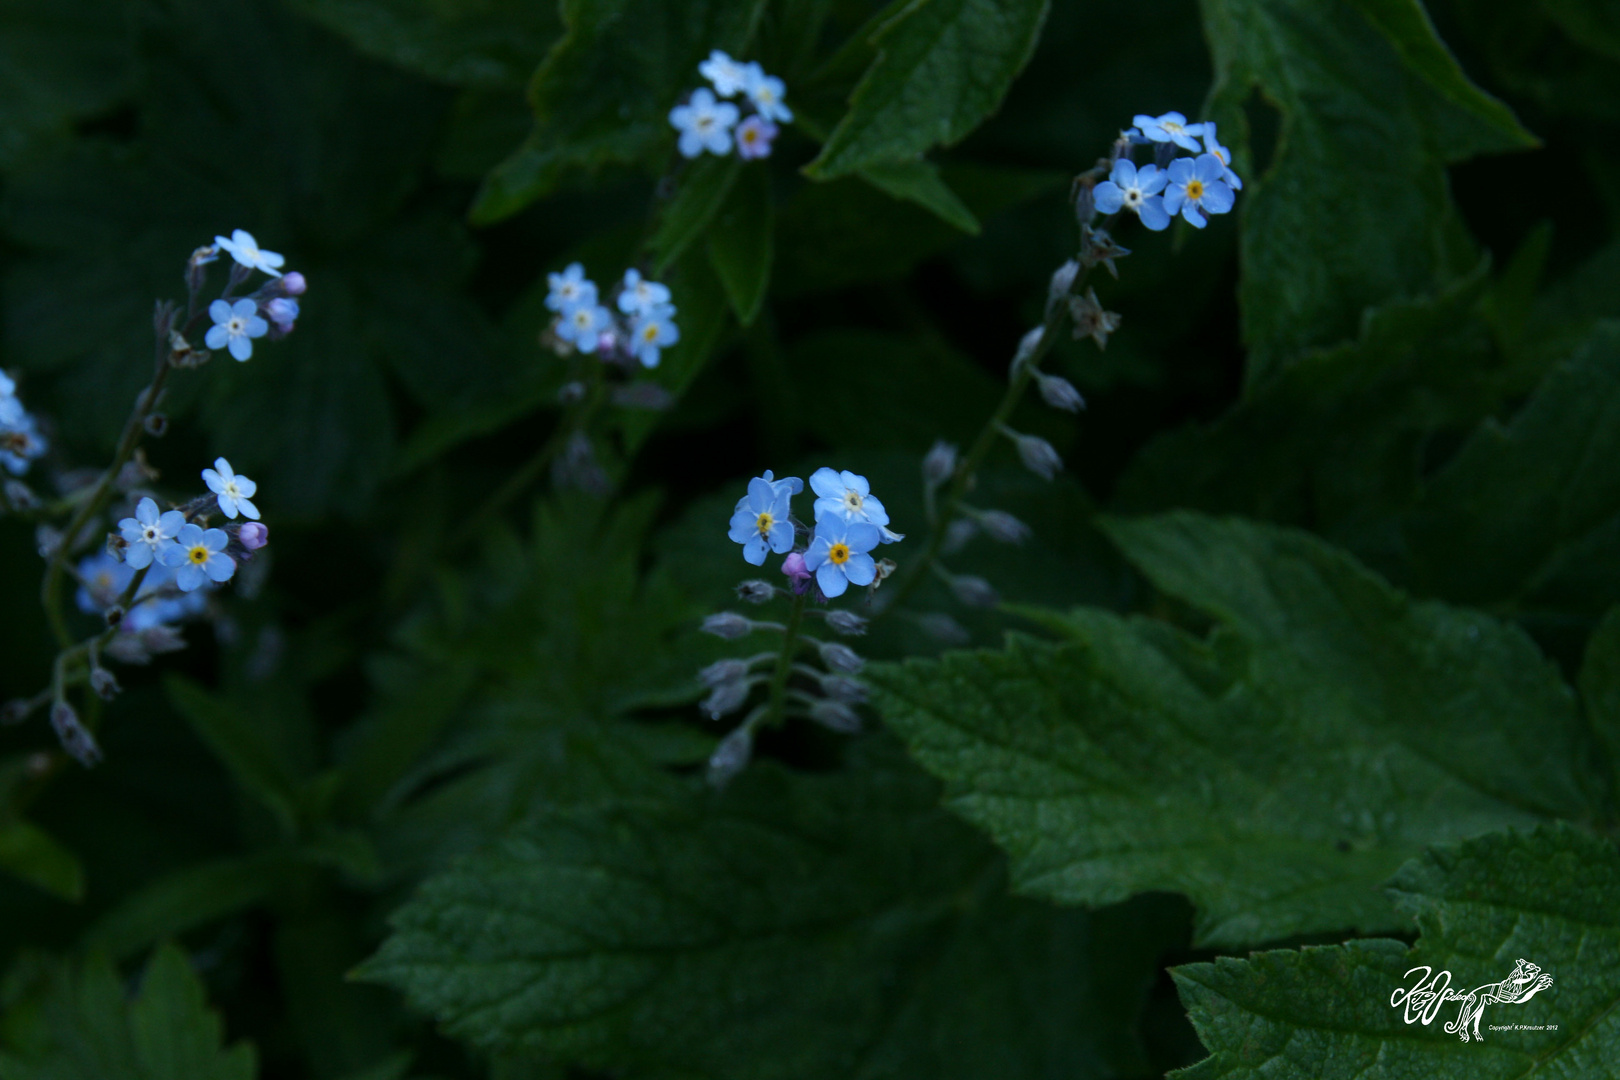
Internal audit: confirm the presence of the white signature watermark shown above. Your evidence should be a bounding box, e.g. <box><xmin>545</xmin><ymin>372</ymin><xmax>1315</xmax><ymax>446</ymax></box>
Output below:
<box><xmin>1390</xmin><ymin>959</ymin><xmax>1554</xmax><ymax>1043</ymax></box>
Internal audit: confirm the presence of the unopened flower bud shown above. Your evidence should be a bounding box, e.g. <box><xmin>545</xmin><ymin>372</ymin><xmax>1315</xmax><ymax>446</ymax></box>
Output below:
<box><xmin>699</xmin><ymin>658</ymin><xmax>750</xmax><ymax>687</ymax></box>
<box><xmin>948</xmin><ymin>573</ymin><xmax>1000</xmax><ymax>609</ymax></box>
<box><xmin>701</xmin><ymin>678</ymin><xmax>753</xmax><ymax>720</ymax></box>
<box><xmin>781</xmin><ymin>552</ymin><xmax>813</xmax><ymax>595</ymax></box>
<box><xmin>1</xmin><ymin>699</ymin><xmax>29</xmax><ymax>724</ymax></box>
<box><xmin>4</xmin><ymin>480</ymin><xmax>38</xmax><ymax>509</ymax></box>
<box><xmin>186</xmin><ymin>245</ymin><xmax>218</xmax><ymax>294</ymax></box>
<box><xmin>922</xmin><ymin>441</ymin><xmax>958</xmax><ymax>488</ymax></box>
<box><xmin>1047</xmin><ymin>259</ymin><xmax>1080</xmax><ymax>311</ymax></box>
<box><xmin>106</xmin><ymin>533</ymin><xmax>129</xmax><ymax>560</ymax></box>
<box><xmin>104</xmin><ymin>634</ymin><xmax>150</xmax><ymax>665</ymax></box>
<box><xmin>1034</xmin><ymin>371</ymin><xmax>1085</xmax><ymax>413</ymax></box>
<box><xmin>557</xmin><ymin>380</ymin><xmax>587</xmax><ymax>405</ymax></box>
<box><xmin>916</xmin><ymin>611</ymin><xmax>972</xmax><ymax>646</ymax></box>
<box><xmin>819</xmin><ymin>675</ymin><xmax>868</xmax><ymax>704</ymax></box>
<box><xmin>978</xmin><ymin>510</ymin><xmax>1031</xmax><ymax>545</ymax></box>
<box><xmin>144</xmin><ymin>412</ymin><xmax>168</xmax><ymax>437</ymax></box>
<box><xmin>50</xmin><ymin>703</ymin><xmax>102</xmax><ymax>767</ymax></box>
<box><xmin>823</xmin><ymin>610</ymin><xmax>867</xmax><ymax>636</ymax></box>
<box><xmin>238</xmin><ymin>522</ymin><xmax>269</xmax><ymax>551</ymax></box>
<box><xmin>819</xmin><ymin>641</ymin><xmax>864</xmax><ymax>674</ymax></box>
<box><xmin>264</xmin><ymin>298</ymin><xmax>300</xmax><ymax>336</ymax></box>
<box><xmin>735</xmin><ymin>579</ymin><xmax>775</xmax><ymax>604</ymax></box>
<box><xmin>103</xmin><ymin>605</ymin><xmax>125</xmax><ymax>628</ymax></box>
<box><xmin>611</xmin><ymin>382</ymin><xmax>674</xmax><ymax>410</ymax></box>
<box><xmin>942</xmin><ymin>517</ymin><xmax>977</xmax><ymax>555</ymax></box>
<box><xmin>1005</xmin><ymin>429</ymin><xmax>1063</xmax><ymax>480</ymax></box>
<box><xmin>809</xmin><ymin>699</ymin><xmax>862</xmax><ymax>733</ymax></box>
<box><xmin>707</xmin><ymin>726</ymin><xmax>753</xmax><ymax>787</ymax></box>
<box><xmin>35</xmin><ymin>525</ymin><xmax>62</xmax><ymax>558</ymax></box>
<box><xmin>1072</xmin><ymin>176</ymin><xmax>1096</xmax><ymax>223</ymax></box>
<box><xmin>702</xmin><ymin>612</ymin><xmax>753</xmax><ymax>640</ymax></box>
<box><xmin>1011</xmin><ymin>327</ymin><xmax>1044</xmax><ymax>375</ymax></box>
<box><xmin>89</xmin><ymin>668</ymin><xmax>121</xmax><ymax>701</ymax></box>
<box><xmin>280</xmin><ymin>271</ymin><xmax>307</xmax><ymax>296</ymax></box>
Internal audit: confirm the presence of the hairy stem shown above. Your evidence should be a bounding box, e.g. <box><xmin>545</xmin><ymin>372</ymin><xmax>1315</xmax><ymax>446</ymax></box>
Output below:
<box><xmin>763</xmin><ymin>590</ymin><xmax>809</xmax><ymax>728</ymax></box>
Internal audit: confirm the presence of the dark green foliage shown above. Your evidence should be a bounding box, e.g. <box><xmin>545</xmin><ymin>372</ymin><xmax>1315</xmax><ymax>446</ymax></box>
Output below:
<box><xmin>1173</xmin><ymin>826</ymin><xmax>1620</xmax><ymax>1078</ymax></box>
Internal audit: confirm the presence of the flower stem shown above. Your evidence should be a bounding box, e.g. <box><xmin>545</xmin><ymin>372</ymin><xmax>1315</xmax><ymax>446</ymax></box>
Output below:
<box><xmin>763</xmin><ymin>590</ymin><xmax>808</xmax><ymax>728</ymax></box>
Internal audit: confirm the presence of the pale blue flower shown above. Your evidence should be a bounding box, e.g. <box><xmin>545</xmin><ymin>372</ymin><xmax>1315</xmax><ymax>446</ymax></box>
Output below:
<box><xmin>1163</xmin><ymin>153</ymin><xmax>1236</xmax><ymax>228</ymax></box>
<box><xmin>804</xmin><ymin>516</ymin><xmax>881</xmax><ymax>598</ymax></box>
<box><xmin>1093</xmin><ymin>159</ymin><xmax>1170</xmax><ymax>232</ymax></box>
<box><xmin>741</xmin><ymin>63</ymin><xmax>792</xmax><ymax>123</ymax></box>
<box><xmin>617</xmin><ymin>268</ymin><xmax>672</xmax><ymax>316</ymax></box>
<box><xmin>0</xmin><ymin>411</ymin><xmax>45</xmax><ymax>475</ymax></box>
<box><xmin>0</xmin><ymin>371</ymin><xmax>20</xmax><ymax>426</ymax></box>
<box><xmin>670</xmin><ymin>88</ymin><xmax>739</xmax><ymax>158</ymax></box>
<box><xmin>728</xmin><ymin>473</ymin><xmax>796</xmax><ymax>565</ymax></box>
<box><xmin>735</xmin><ymin>116</ymin><xmax>778</xmax><ymax>160</ymax></box>
<box><xmin>1200</xmin><ymin>122</ymin><xmax>1243</xmax><ymax>190</ymax></box>
<box><xmin>546</xmin><ymin>263</ymin><xmax>597</xmax><ymax>313</ymax></box>
<box><xmin>555</xmin><ymin>302</ymin><xmax>613</xmax><ymax>353</ymax></box>
<box><xmin>809</xmin><ymin>467</ymin><xmax>889</xmax><ymax>528</ymax></box>
<box><xmin>214</xmin><ymin>229</ymin><xmax>284</xmax><ymax>276</ymax></box>
<box><xmin>118</xmin><ymin>497</ymin><xmax>186</xmax><ymax>570</ymax></box>
<box><xmin>699</xmin><ymin>49</ymin><xmax>748</xmax><ymax>97</ymax></box>
<box><xmin>161</xmin><ymin>523</ymin><xmax>236</xmax><ymax>592</ymax></box>
<box><xmin>1132</xmin><ymin>111</ymin><xmax>1205</xmax><ymax>152</ymax></box>
<box><xmin>629</xmin><ymin>305</ymin><xmax>680</xmax><ymax>368</ymax></box>
<box><xmin>202</xmin><ymin>457</ymin><xmax>259</xmax><ymax>520</ymax></box>
<box><xmin>76</xmin><ymin>552</ymin><xmax>134</xmax><ymax>614</ymax></box>
<box><xmin>205</xmin><ymin>298</ymin><xmax>269</xmax><ymax>361</ymax></box>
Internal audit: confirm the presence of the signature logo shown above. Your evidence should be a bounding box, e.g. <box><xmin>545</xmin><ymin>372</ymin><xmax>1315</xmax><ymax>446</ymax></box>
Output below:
<box><xmin>1390</xmin><ymin>959</ymin><xmax>1554</xmax><ymax>1042</ymax></box>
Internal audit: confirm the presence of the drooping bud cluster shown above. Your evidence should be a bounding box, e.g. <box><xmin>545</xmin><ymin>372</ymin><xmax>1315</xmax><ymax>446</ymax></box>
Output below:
<box><xmin>669</xmin><ymin>50</ymin><xmax>792</xmax><ymax>161</ymax></box>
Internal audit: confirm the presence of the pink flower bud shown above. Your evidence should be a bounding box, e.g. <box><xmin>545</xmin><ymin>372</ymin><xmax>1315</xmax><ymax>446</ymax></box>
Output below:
<box><xmin>781</xmin><ymin>551</ymin><xmax>813</xmax><ymax>594</ymax></box>
<box><xmin>280</xmin><ymin>271</ymin><xmax>307</xmax><ymax>295</ymax></box>
<box><xmin>239</xmin><ymin>522</ymin><xmax>269</xmax><ymax>550</ymax></box>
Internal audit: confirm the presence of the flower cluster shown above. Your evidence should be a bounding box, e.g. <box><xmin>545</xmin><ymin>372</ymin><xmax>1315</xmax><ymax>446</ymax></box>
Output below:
<box><xmin>1093</xmin><ymin>112</ymin><xmax>1242</xmax><ymax>231</ymax></box>
<box><xmin>545</xmin><ymin>263</ymin><xmax>680</xmax><ymax>369</ymax></box>
<box><xmin>727</xmin><ymin>467</ymin><xmax>901</xmax><ymax>598</ymax></box>
<box><xmin>0</xmin><ymin>371</ymin><xmax>47</xmax><ymax>477</ymax></box>
<box><xmin>669</xmin><ymin>50</ymin><xmax>792</xmax><ymax>161</ymax></box>
<box><xmin>199</xmin><ymin>230</ymin><xmax>306</xmax><ymax>360</ymax></box>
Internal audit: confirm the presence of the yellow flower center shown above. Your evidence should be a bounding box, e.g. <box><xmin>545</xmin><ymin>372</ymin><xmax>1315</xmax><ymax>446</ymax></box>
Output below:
<box><xmin>1163</xmin><ymin>121</ymin><xmax>1184</xmax><ymax>135</ymax></box>
<box><xmin>187</xmin><ymin>545</ymin><xmax>210</xmax><ymax>566</ymax></box>
<box><xmin>828</xmin><ymin>542</ymin><xmax>850</xmax><ymax>565</ymax></box>
<box><xmin>642</xmin><ymin>324</ymin><xmax>660</xmax><ymax>342</ymax></box>
<box><xmin>742</xmin><ymin>127</ymin><xmax>758</xmax><ymax>144</ymax></box>
<box><xmin>1185</xmin><ymin>179</ymin><xmax>1205</xmax><ymax>201</ymax></box>
<box><xmin>755</xmin><ymin>511</ymin><xmax>774</xmax><ymax>535</ymax></box>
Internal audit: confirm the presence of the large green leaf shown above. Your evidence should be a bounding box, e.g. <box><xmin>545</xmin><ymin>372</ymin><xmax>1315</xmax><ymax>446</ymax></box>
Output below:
<box><xmin>806</xmin><ymin>0</ymin><xmax>1050</xmax><ymax>178</ymax></box>
<box><xmin>0</xmin><ymin>944</ymin><xmax>257</xmax><ymax>1080</ymax></box>
<box><xmin>1173</xmin><ymin>825</ymin><xmax>1620</xmax><ymax>1078</ymax></box>
<box><xmin>285</xmin><ymin>0</ymin><xmax>561</xmax><ymax>88</ymax></box>
<box><xmin>1402</xmin><ymin>321</ymin><xmax>1620</xmax><ymax>617</ymax></box>
<box><xmin>1577</xmin><ymin>606</ymin><xmax>1620</xmax><ymax>815</ymax></box>
<box><xmin>0</xmin><ymin>0</ymin><xmax>137</xmax><ymax>171</ymax></box>
<box><xmin>471</xmin><ymin>0</ymin><xmax>767</xmax><ymax>223</ymax></box>
<box><xmin>869</xmin><ymin>513</ymin><xmax>1601</xmax><ymax>946</ymax></box>
<box><xmin>360</xmin><ymin>739</ymin><xmax>1185</xmax><ymax>1080</ymax></box>
<box><xmin>1200</xmin><ymin>0</ymin><xmax>1534</xmax><ymax>381</ymax></box>
<box><xmin>0</xmin><ymin>819</ymin><xmax>83</xmax><ymax>902</ymax></box>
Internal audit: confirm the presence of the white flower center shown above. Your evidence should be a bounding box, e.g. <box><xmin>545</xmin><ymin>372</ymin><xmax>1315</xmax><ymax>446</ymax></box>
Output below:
<box><xmin>695</xmin><ymin>115</ymin><xmax>715</xmax><ymax>133</ymax></box>
<box><xmin>1125</xmin><ymin>187</ymin><xmax>1142</xmax><ymax>205</ymax></box>
<box><xmin>227</xmin><ymin>316</ymin><xmax>246</xmax><ymax>334</ymax></box>
<box><xmin>1163</xmin><ymin>121</ymin><xmax>1184</xmax><ymax>135</ymax></box>
<box><xmin>143</xmin><ymin>526</ymin><xmax>159</xmax><ymax>542</ymax></box>
<box><xmin>223</xmin><ymin>481</ymin><xmax>241</xmax><ymax>498</ymax></box>
<box><xmin>572</xmin><ymin>309</ymin><xmax>592</xmax><ymax>328</ymax></box>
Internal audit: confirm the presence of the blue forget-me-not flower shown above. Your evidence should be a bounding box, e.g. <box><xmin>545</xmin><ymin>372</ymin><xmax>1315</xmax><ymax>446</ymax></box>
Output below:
<box><xmin>699</xmin><ymin>49</ymin><xmax>749</xmax><ymax>97</ymax></box>
<box><xmin>546</xmin><ymin>263</ymin><xmax>597</xmax><ymax>312</ymax></box>
<box><xmin>617</xmin><ymin>269</ymin><xmax>672</xmax><ymax>316</ymax></box>
<box><xmin>1093</xmin><ymin>160</ymin><xmax>1171</xmax><ymax>231</ymax></box>
<box><xmin>202</xmin><ymin>458</ymin><xmax>259</xmax><ymax>520</ymax></box>
<box><xmin>1199</xmin><ymin>123</ymin><xmax>1243</xmax><ymax>190</ymax></box>
<box><xmin>118</xmin><ymin>497</ymin><xmax>185</xmax><ymax>570</ymax></box>
<box><xmin>809</xmin><ymin>468</ymin><xmax>889</xmax><ymax>528</ymax></box>
<box><xmin>161</xmin><ymin>523</ymin><xmax>236</xmax><ymax>592</ymax></box>
<box><xmin>670</xmin><ymin>88</ymin><xmax>740</xmax><ymax>158</ymax></box>
<box><xmin>1132</xmin><ymin>111</ymin><xmax>1205</xmax><ymax>152</ymax></box>
<box><xmin>630</xmin><ymin>305</ymin><xmax>680</xmax><ymax>368</ymax></box>
<box><xmin>214</xmin><ymin>229</ymin><xmax>284</xmax><ymax>277</ymax></box>
<box><xmin>804</xmin><ymin>516</ymin><xmax>881</xmax><ymax>598</ymax></box>
<box><xmin>1164</xmin><ymin>153</ymin><xmax>1236</xmax><ymax>227</ymax></box>
<box><xmin>742</xmin><ymin>63</ymin><xmax>792</xmax><ymax>123</ymax></box>
<box><xmin>556</xmin><ymin>302</ymin><xmax>613</xmax><ymax>353</ymax></box>
<box><xmin>728</xmin><ymin>473</ymin><xmax>799</xmax><ymax>565</ymax></box>
<box><xmin>205</xmin><ymin>298</ymin><xmax>269</xmax><ymax>361</ymax></box>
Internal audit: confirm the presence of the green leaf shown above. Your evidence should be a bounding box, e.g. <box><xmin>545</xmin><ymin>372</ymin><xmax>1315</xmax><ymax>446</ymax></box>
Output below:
<box><xmin>857</xmin><ymin>159</ymin><xmax>979</xmax><ymax>233</ymax></box>
<box><xmin>869</xmin><ymin>513</ymin><xmax>1600</xmax><ymax>946</ymax></box>
<box><xmin>285</xmin><ymin>0</ymin><xmax>562</xmax><ymax>88</ymax></box>
<box><xmin>1173</xmin><ymin>825</ymin><xmax>1620</xmax><ymax>1079</ymax></box>
<box><xmin>1200</xmin><ymin>0</ymin><xmax>1534</xmax><ymax>382</ymax></box>
<box><xmin>706</xmin><ymin>163</ymin><xmax>774</xmax><ymax>326</ymax></box>
<box><xmin>0</xmin><ymin>820</ymin><xmax>83</xmax><ymax>902</ymax></box>
<box><xmin>0</xmin><ymin>0</ymin><xmax>138</xmax><ymax>171</ymax></box>
<box><xmin>1402</xmin><ymin>321</ymin><xmax>1620</xmax><ymax>616</ymax></box>
<box><xmin>80</xmin><ymin>854</ymin><xmax>291</xmax><ymax>961</ymax></box>
<box><xmin>359</xmin><ymin>740</ymin><xmax>1186</xmax><ymax>1079</ymax></box>
<box><xmin>651</xmin><ymin>154</ymin><xmax>742</xmax><ymax>276</ymax></box>
<box><xmin>165</xmin><ymin>678</ymin><xmax>304</xmax><ymax>838</ymax></box>
<box><xmin>470</xmin><ymin>0</ymin><xmax>767</xmax><ymax>223</ymax></box>
<box><xmin>1577</xmin><ymin>606</ymin><xmax>1620</xmax><ymax>811</ymax></box>
<box><xmin>805</xmin><ymin>0</ymin><xmax>1050</xmax><ymax>179</ymax></box>
<box><xmin>0</xmin><ymin>944</ymin><xmax>257</xmax><ymax>1079</ymax></box>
